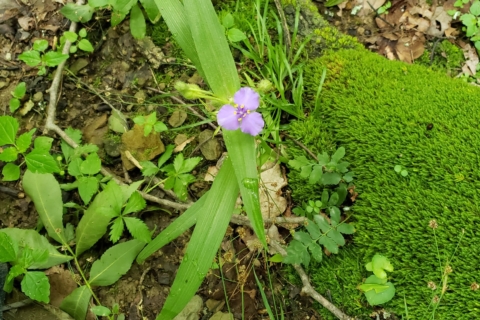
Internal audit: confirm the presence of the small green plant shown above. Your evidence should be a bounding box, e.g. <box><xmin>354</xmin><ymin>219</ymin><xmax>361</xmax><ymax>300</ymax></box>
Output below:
<box><xmin>133</xmin><ymin>112</ymin><xmax>168</xmax><ymax>137</ymax></box>
<box><xmin>0</xmin><ymin>115</ymin><xmax>60</xmax><ymax>181</ymax></box>
<box><xmin>60</xmin><ymin>0</ymin><xmax>161</xmax><ymax>39</ymax></box>
<box><xmin>283</xmin><ymin>213</ymin><xmax>355</xmax><ymax>267</ymax></box>
<box><xmin>220</xmin><ymin>12</ymin><xmax>247</xmax><ymax>42</ymax></box>
<box><xmin>394</xmin><ymin>164</ymin><xmax>408</xmax><ymax>177</ymax></box>
<box><xmin>288</xmin><ymin>147</ymin><xmax>354</xmax><ymax>185</ymax></box>
<box><xmin>359</xmin><ymin>254</ymin><xmax>396</xmax><ymax>305</ymax></box>
<box><xmin>448</xmin><ymin>0</ymin><xmax>480</xmax><ymax>50</ymax></box>
<box><xmin>140</xmin><ymin>145</ymin><xmax>201</xmax><ymax>201</ymax></box>
<box><xmin>377</xmin><ymin>1</ymin><xmax>391</xmax><ymax>15</ymax></box>
<box><xmin>292</xmin><ymin>186</ymin><xmax>348</xmax><ymax>220</ymax></box>
<box><xmin>18</xmin><ymin>31</ymin><xmax>93</xmax><ymax>75</ymax></box>
<box><xmin>9</xmin><ymin>82</ymin><xmax>26</xmax><ymax>113</ymax></box>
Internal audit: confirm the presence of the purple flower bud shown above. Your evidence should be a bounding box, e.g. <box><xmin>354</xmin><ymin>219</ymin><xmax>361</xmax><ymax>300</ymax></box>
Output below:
<box><xmin>217</xmin><ymin>87</ymin><xmax>265</xmax><ymax>136</ymax></box>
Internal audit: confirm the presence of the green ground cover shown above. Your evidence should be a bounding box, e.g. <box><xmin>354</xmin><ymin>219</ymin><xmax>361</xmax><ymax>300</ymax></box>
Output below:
<box><xmin>287</xmin><ymin>47</ymin><xmax>480</xmax><ymax>318</ymax></box>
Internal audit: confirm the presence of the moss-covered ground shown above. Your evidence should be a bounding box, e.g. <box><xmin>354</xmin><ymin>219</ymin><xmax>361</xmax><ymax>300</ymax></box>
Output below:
<box><xmin>287</xmin><ymin>47</ymin><xmax>480</xmax><ymax>319</ymax></box>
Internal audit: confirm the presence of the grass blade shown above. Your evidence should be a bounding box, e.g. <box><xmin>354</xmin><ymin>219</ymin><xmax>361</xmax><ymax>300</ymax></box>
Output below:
<box><xmin>157</xmin><ymin>157</ymin><xmax>239</xmax><ymax>319</ymax></box>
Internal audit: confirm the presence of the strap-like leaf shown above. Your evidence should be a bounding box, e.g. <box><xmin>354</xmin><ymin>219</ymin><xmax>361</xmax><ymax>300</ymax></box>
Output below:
<box><xmin>60</xmin><ymin>285</ymin><xmax>92</xmax><ymax>320</ymax></box>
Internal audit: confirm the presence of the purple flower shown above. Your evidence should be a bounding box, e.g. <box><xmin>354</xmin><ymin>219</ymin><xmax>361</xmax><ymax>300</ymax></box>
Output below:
<box><xmin>217</xmin><ymin>87</ymin><xmax>265</xmax><ymax>136</ymax></box>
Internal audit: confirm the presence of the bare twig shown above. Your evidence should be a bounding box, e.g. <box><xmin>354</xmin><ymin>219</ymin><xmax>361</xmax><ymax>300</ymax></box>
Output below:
<box><xmin>274</xmin><ymin>0</ymin><xmax>291</xmax><ymax>52</ymax></box>
<box><xmin>284</xmin><ymin>133</ymin><xmax>318</xmax><ymax>161</ymax></box>
<box><xmin>146</xmin><ymin>87</ymin><xmax>217</xmax><ymax>130</ymax></box>
<box><xmin>270</xmin><ymin>241</ymin><xmax>353</xmax><ymax>320</ymax></box>
<box><xmin>0</xmin><ymin>185</ymin><xmax>24</xmax><ymax>198</ymax></box>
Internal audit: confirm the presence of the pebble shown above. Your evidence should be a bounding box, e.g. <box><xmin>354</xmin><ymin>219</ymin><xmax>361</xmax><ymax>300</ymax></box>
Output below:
<box><xmin>33</xmin><ymin>92</ymin><xmax>43</xmax><ymax>102</ymax></box>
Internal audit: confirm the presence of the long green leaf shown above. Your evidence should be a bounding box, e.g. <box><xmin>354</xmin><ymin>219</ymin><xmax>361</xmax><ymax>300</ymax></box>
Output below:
<box><xmin>60</xmin><ymin>285</ymin><xmax>91</xmax><ymax>320</ymax></box>
<box><xmin>136</xmin><ymin>192</ymin><xmax>208</xmax><ymax>264</ymax></box>
<box><xmin>184</xmin><ymin>0</ymin><xmax>239</xmax><ymax>98</ymax></box>
<box><xmin>0</xmin><ymin>228</ymin><xmax>71</xmax><ymax>269</ymax></box>
<box><xmin>153</xmin><ymin>0</ymin><xmax>204</xmax><ymax>78</ymax></box>
<box><xmin>223</xmin><ymin>130</ymin><xmax>266</xmax><ymax>247</ymax></box>
<box><xmin>89</xmin><ymin>240</ymin><xmax>145</xmax><ymax>286</ymax></box>
<box><xmin>22</xmin><ymin>170</ymin><xmax>66</xmax><ymax>244</ymax></box>
<box><xmin>76</xmin><ymin>181</ymin><xmax>123</xmax><ymax>256</ymax></box>
<box><xmin>158</xmin><ymin>157</ymin><xmax>239</xmax><ymax>319</ymax></box>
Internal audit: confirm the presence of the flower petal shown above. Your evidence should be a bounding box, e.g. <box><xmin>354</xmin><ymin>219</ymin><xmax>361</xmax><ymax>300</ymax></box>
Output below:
<box><xmin>234</xmin><ymin>87</ymin><xmax>259</xmax><ymax>110</ymax></box>
<box><xmin>240</xmin><ymin>112</ymin><xmax>264</xmax><ymax>136</ymax></box>
<box><xmin>217</xmin><ymin>105</ymin><xmax>240</xmax><ymax>130</ymax></box>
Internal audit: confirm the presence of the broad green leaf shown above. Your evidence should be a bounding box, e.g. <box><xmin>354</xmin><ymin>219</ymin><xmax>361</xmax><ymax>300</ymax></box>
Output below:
<box><xmin>471</xmin><ymin>1</ymin><xmax>480</xmax><ymax>15</ymax></box>
<box><xmin>179</xmin><ymin>157</ymin><xmax>201</xmax><ymax>174</ymax></box>
<box><xmin>21</xmin><ymin>271</ymin><xmax>50</xmax><ymax>303</ymax></box>
<box><xmin>78</xmin><ymin>176</ymin><xmax>99</xmax><ymax>205</ymax></box>
<box><xmin>305</xmin><ymin>219</ymin><xmax>321</xmax><ymax>239</ymax></box>
<box><xmin>111</xmin><ymin>10</ymin><xmax>127</xmax><ymax>26</ymax></box>
<box><xmin>62</xmin><ymin>31</ymin><xmax>78</xmax><ymax>43</ymax></box>
<box><xmin>80</xmin><ymin>152</ymin><xmax>101</xmax><ymax>175</ymax></box>
<box><xmin>23</xmin><ymin>171</ymin><xmax>65</xmax><ymax>244</ymax></box>
<box><xmin>223</xmin><ymin>130</ymin><xmax>267</xmax><ymax>248</ymax></box>
<box><xmin>42</xmin><ymin>51</ymin><xmax>69</xmax><ymax>67</ymax></box>
<box><xmin>154</xmin><ymin>121</ymin><xmax>168</xmax><ymax>133</ymax></box>
<box><xmin>0</xmin><ymin>232</ymin><xmax>18</xmax><ymax>262</ymax></box>
<box><xmin>269</xmin><ymin>253</ymin><xmax>283</xmax><ymax>263</ymax></box>
<box><xmin>293</xmin><ymin>231</ymin><xmax>312</xmax><ymax>246</ymax></box>
<box><xmin>300</xmin><ymin>165</ymin><xmax>312</xmax><ymax>179</ymax></box>
<box><xmin>0</xmin><ymin>115</ymin><xmax>19</xmax><ymax>146</ymax></box>
<box><xmin>313</xmin><ymin>215</ymin><xmax>331</xmax><ymax>233</ymax></box>
<box><xmin>2</xmin><ymin>163</ymin><xmax>20</xmax><ymax>181</ymax></box>
<box><xmin>309</xmin><ymin>165</ymin><xmax>323</xmax><ymax>184</ymax></box>
<box><xmin>108</xmin><ymin>109</ymin><xmax>128</xmax><ymax>133</ymax></box>
<box><xmin>371</xmin><ymin>254</ymin><xmax>394</xmax><ymax>279</ymax></box>
<box><xmin>222</xmin><ymin>13</ymin><xmax>234</xmax><ymax>29</ymax></box>
<box><xmin>60</xmin><ymin>285</ymin><xmax>92</xmax><ymax>320</ymax></box>
<box><xmin>130</xmin><ymin>4</ymin><xmax>146</xmax><ymax>39</ymax></box>
<box><xmin>91</xmin><ymin>306</ymin><xmax>111</xmax><ymax>316</ymax></box>
<box><xmin>89</xmin><ymin>239</ymin><xmax>145</xmax><ymax>286</ymax></box>
<box><xmin>317</xmin><ymin>152</ymin><xmax>330</xmax><ymax>166</ymax></box>
<box><xmin>227</xmin><ymin>28</ymin><xmax>246</xmax><ymax>42</ymax></box>
<box><xmin>327</xmin><ymin>229</ymin><xmax>345</xmax><ymax>246</ymax></box>
<box><xmin>123</xmin><ymin>191</ymin><xmax>146</xmax><ymax>215</ymax></box>
<box><xmin>163</xmin><ymin>175</ymin><xmax>175</xmax><ymax>190</ymax></box>
<box><xmin>12</xmin><ymin>82</ymin><xmax>26</xmax><ymax>98</ymax></box>
<box><xmin>4</xmin><ymin>265</ymin><xmax>24</xmax><ymax>293</ymax></box>
<box><xmin>33</xmin><ymin>137</ymin><xmax>54</xmax><ymax>153</ymax></box>
<box><xmin>109</xmin><ymin>217</ymin><xmax>124</xmax><ymax>243</ymax></box>
<box><xmin>321</xmin><ymin>189</ymin><xmax>329</xmax><ymax>205</ymax></box>
<box><xmin>0</xmin><ymin>147</ymin><xmax>18</xmax><ymax>162</ymax></box>
<box><xmin>18</xmin><ymin>50</ymin><xmax>41</xmax><ymax>67</ymax></box>
<box><xmin>68</xmin><ymin>158</ymin><xmax>83</xmax><ymax>177</ymax></box>
<box><xmin>33</xmin><ymin>39</ymin><xmax>48</xmax><ymax>51</ymax></box>
<box><xmin>139</xmin><ymin>0</ymin><xmax>161</xmax><ymax>22</ymax></box>
<box><xmin>321</xmin><ymin>172</ymin><xmax>342</xmax><ymax>185</ymax></box>
<box><xmin>318</xmin><ymin>236</ymin><xmax>339</xmax><ymax>254</ymax></box>
<box><xmin>157</xmin><ymin>144</ymin><xmax>174</xmax><ymax>168</ymax></box>
<box><xmin>73</xmin><ymin>144</ymin><xmax>99</xmax><ymax>157</ymax></box>
<box><xmin>337</xmin><ymin>223</ymin><xmax>355</xmax><ymax>234</ymax></box>
<box><xmin>364</xmin><ymin>275</ymin><xmax>396</xmax><ymax>305</ymax></box>
<box><xmin>0</xmin><ymin>228</ymin><xmax>71</xmax><ymax>269</ymax></box>
<box><xmin>331</xmin><ymin>147</ymin><xmax>345</xmax><ymax>163</ymax></box>
<box><xmin>25</xmin><ymin>151</ymin><xmax>60</xmax><ymax>174</ymax></box>
<box><xmin>157</xmin><ymin>158</ymin><xmax>238</xmax><ymax>319</ymax></box>
<box><xmin>174</xmin><ymin>174</ymin><xmax>194</xmax><ymax>201</ymax></box>
<box><xmin>329</xmin><ymin>206</ymin><xmax>341</xmax><ymax>223</ymax></box>
<box><xmin>120</xmin><ymin>179</ymin><xmax>144</xmax><ymax>203</ymax></box>
<box><xmin>60</xmin><ymin>3</ymin><xmax>94</xmax><ymax>23</ymax></box>
<box><xmin>154</xmin><ymin>0</ymin><xmax>204</xmax><ymax>80</ymax></box>
<box><xmin>89</xmin><ymin>0</ymin><xmax>108</xmax><ymax>7</ymax></box>
<box><xmin>124</xmin><ymin>217</ymin><xmax>151</xmax><ymax>243</ymax></box>
<box><xmin>308</xmin><ymin>243</ymin><xmax>323</xmax><ymax>262</ymax></box>
<box><xmin>136</xmin><ymin>191</ymin><xmax>208</xmax><ymax>264</ymax></box>
<box><xmin>78</xmin><ymin>39</ymin><xmax>94</xmax><ymax>52</ymax></box>
<box><xmin>9</xmin><ymin>98</ymin><xmax>20</xmax><ymax>113</ymax></box>
<box><xmin>111</xmin><ymin>0</ymin><xmax>137</xmax><ymax>14</ymax></box>
<box><xmin>283</xmin><ymin>240</ymin><xmax>310</xmax><ymax>267</ymax></box>
<box><xmin>184</xmin><ymin>0</ymin><xmax>239</xmax><ymax>97</ymax></box>
<box><xmin>16</xmin><ymin>129</ymin><xmax>36</xmax><ymax>153</ymax></box>
<box><xmin>288</xmin><ymin>156</ymin><xmax>310</xmax><ymax>170</ymax></box>
<box><xmin>76</xmin><ymin>181</ymin><xmax>123</xmax><ymax>255</ymax></box>
<box><xmin>325</xmin><ymin>0</ymin><xmax>347</xmax><ymax>7</ymax></box>
<box><xmin>173</xmin><ymin>153</ymin><xmax>184</xmax><ymax>172</ymax></box>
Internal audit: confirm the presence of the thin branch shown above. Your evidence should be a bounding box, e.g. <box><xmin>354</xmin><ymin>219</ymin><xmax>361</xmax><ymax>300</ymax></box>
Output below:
<box><xmin>284</xmin><ymin>133</ymin><xmax>318</xmax><ymax>161</ymax></box>
<box><xmin>274</xmin><ymin>0</ymin><xmax>291</xmax><ymax>52</ymax></box>
<box><xmin>269</xmin><ymin>241</ymin><xmax>353</xmax><ymax>320</ymax></box>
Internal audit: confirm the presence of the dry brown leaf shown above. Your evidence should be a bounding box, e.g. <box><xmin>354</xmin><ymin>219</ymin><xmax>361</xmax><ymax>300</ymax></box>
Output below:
<box><xmin>259</xmin><ymin>162</ymin><xmax>287</xmax><ymax>220</ymax></box>
<box><xmin>173</xmin><ymin>136</ymin><xmax>195</xmax><ymax>152</ymax></box>
<box><xmin>463</xmin><ymin>44</ymin><xmax>479</xmax><ymax>75</ymax></box>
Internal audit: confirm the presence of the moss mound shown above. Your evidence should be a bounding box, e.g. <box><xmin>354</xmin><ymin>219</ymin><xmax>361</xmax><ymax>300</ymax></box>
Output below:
<box><xmin>289</xmin><ymin>48</ymin><xmax>480</xmax><ymax>318</ymax></box>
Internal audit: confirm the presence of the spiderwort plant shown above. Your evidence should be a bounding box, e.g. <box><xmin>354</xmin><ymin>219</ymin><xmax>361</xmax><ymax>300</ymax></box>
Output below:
<box><xmin>217</xmin><ymin>87</ymin><xmax>265</xmax><ymax>136</ymax></box>
<box><xmin>137</xmin><ymin>0</ymin><xmax>267</xmax><ymax>318</ymax></box>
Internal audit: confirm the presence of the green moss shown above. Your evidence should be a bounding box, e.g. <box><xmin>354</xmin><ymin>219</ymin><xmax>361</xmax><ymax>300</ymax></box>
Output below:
<box><xmin>289</xmin><ymin>48</ymin><xmax>480</xmax><ymax>318</ymax></box>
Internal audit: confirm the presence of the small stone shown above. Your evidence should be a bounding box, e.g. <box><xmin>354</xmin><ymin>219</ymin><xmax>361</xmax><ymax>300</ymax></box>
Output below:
<box><xmin>187</xmin><ymin>72</ymin><xmax>203</xmax><ymax>85</ymax></box>
<box><xmin>0</xmin><ymin>81</ymin><xmax>7</xmax><ymax>89</ymax></box>
<box><xmin>134</xmin><ymin>90</ymin><xmax>146</xmax><ymax>104</ymax></box>
<box><xmin>174</xmin><ymin>134</ymin><xmax>188</xmax><ymax>146</ymax></box>
<box><xmin>5</xmin><ymin>52</ymin><xmax>11</xmax><ymax>61</ymax></box>
<box><xmin>205</xmin><ymin>299</ymin><xmax>223</xmax><ymax>312</ymax></box>
<box><xmin>32</xmin><ymin>92</ymin><xmax>43</xmax><ymax>102</ymax></box>
<box><xmin>173</xmin><ymin>295</ymin><xmax>203</xmax><ymax>320</ymax></box>
<box><xmin>158</xmin><ymin>83</ymin><xmax>166</xmax><ymax>90</ymax></box>
<box><xmin>209</xmin><ymin>312</ymin><xmax>233</xmax><ymax>320</ymax></box>
<box><xmin>157</xmin><ymin>272</ymin><xmax>171</xmax><ymax>285</ymax></box>
<box><xmin>198</xmin><ymin>130</ymin><xmax>222</xmax><ymax>160</ymax></box>
<box><xmin>168</xmin><ymin>109</ymin><xmax>188</xmax><ymax>127</ymax></box>
<box><xmin>69</xmin><ymin>58</ymin><xmax>89</xmax><ymax>75</ymax></box>
<box><xmin>103</xmin><ymin>139</ymin><xmax>122</xmax><ymax>158</ymax></box>
<box><xmin>357</xmin><ymin>27</ymin><xmax>365</xmax><ymax>36</ymax></box>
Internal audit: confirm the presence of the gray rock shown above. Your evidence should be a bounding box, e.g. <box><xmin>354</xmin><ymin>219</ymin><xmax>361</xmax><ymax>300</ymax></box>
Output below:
<box><xmin>198</xmin><ymin>130</ymin><xmax>222</xmax><ymax>160</ymax></box>
<box><xmin>168</xmin><ymin>109</ymin><xmax>188</xmax><ymax>128</ymax></box>
<box><xmin>104</xmin><ymin>138</ymin><xmax>122</xmax><ymax>157</ymax></box>
<box><xmin>173</xmin><ymin>295</ymin><xmax>203</xmax><ymax>320</ymax></box>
